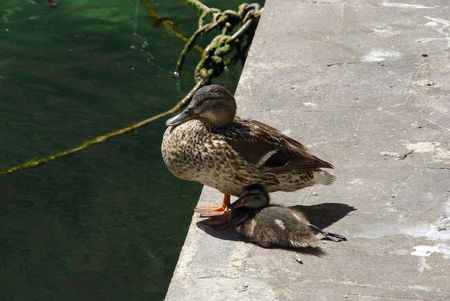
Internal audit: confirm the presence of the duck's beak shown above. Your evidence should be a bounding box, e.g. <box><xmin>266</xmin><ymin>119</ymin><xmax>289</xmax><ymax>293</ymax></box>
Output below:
<box><xmin>165</xmin><ymin>107</ymin><xmax>197</xmax><ymax>126</ymax></box>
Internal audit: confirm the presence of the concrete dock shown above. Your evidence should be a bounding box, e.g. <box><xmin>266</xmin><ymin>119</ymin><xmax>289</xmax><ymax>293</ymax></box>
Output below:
<box><xmin>165</xmin><ymin>0</ymin><xmax>450</xmax><ymax>300</ymax></box>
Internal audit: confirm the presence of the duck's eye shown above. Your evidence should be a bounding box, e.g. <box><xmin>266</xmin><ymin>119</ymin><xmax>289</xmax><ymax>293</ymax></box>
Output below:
<box><xmin>197</xmin><ymin>98</ymin><xmax>220</xmax><ymax>114</ymax></box>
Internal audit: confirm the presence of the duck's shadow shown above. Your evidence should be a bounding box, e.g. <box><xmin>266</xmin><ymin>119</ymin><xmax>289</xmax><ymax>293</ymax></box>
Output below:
<box><xmin>196</xmin><ymin>202</ymin><xmax>356</xmax><ymax>249</ymax></box>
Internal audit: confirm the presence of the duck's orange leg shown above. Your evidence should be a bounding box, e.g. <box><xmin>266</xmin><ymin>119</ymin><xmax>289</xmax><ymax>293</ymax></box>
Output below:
<box><xmin>194</xmin><ymin>194</ymin><xmax>230</xmax><ymax>217</ymax></box>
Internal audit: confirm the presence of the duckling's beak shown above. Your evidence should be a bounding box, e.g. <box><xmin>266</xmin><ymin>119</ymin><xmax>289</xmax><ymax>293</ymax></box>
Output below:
<box><xmin>229</xmin><ymin>197</ymin><xmax>246</xmax><ymax>209</ymax></box>
<box><xmin>165</xmin><ymin>107</ymin><xmax>197</xmax><ymax>126</ymax></box>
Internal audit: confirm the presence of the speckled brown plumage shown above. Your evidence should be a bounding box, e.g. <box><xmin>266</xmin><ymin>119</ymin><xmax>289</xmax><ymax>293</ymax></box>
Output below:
<box><xmin>161</xmin><ymin>85</ymin><xmax>335</xmax><ymax>198</ymax></box>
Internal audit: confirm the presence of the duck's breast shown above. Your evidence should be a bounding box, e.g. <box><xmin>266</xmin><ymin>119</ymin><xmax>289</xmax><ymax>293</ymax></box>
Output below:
<box><xmin>161</xmin><ymin>120</ymin><xmax>253</xmax><ymax>195</ymax></box>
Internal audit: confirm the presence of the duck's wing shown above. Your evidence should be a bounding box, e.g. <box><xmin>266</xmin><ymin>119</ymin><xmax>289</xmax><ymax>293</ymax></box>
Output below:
<box><xmin>218</xmin><ymin>118</ymin><xmax>333</xmax><ymax>171</ymax></box>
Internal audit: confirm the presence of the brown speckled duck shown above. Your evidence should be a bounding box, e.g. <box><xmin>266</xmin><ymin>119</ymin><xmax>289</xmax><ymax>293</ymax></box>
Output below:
<box><xmin>229</xmin><ymin>184</ymin><xmax>346</xmax><ymax>249</ymax></box>
<box><xmin>161</xmin><ymin>84</ymin><xmax>335</xmax><ymax>216</ymax></box>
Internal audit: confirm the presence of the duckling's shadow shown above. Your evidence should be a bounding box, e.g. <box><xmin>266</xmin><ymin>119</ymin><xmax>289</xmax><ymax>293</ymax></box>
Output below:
<box><xmin>196</xmin><ymin>202</ymin><xmax>356</xmax><ymax>245</ymax></box>
<box><xmin>197</xmin><ymin>221</ymin><xmax>329</xmax><ymax>256</ymax></box>
<box><xmin>195</xmin><ymin>221</ymin><xmax>241</xmax><ymax>241</ymax></box>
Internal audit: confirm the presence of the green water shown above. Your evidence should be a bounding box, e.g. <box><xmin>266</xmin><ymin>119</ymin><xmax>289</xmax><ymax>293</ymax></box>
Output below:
<box><xmin>0</xmin><ymin>1</ymin><xmax>247</xmax><ymax>300</ymax></box>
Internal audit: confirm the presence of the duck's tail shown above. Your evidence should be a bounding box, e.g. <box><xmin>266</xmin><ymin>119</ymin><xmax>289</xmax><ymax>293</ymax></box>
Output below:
<box><xmin>313</xmin><ymin>170</ymin><xmax>336</xmax><ymax>185</ymax></box>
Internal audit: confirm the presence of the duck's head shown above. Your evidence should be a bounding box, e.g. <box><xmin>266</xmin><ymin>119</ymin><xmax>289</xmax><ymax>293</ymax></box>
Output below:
<box><xmin>230</xmin><ymin>184</ymin><xmax>270</xmax><ymax>210</ymax></box>
<box><xmin>165</xmin><ymin>84</ymin><xmax>237</xmax><ymax>129</ymax></box>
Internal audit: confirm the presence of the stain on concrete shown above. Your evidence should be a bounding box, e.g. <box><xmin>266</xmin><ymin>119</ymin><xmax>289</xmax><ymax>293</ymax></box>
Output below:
<box><xmin>381</xmin><ymin>2</ymin><xmax>435</xmax><ymax>9</ymax></box>
<box><xmin>360</xmin><ymin>49</ymin><xmax>402</xmax><ymax>62</ymax></box>
<box><xmin>411</xmin><ymin>244</ymin><xmax>450</xmax><ymax>258</ymax></box>
<box><xmin>406</xmin><ymin>142</ymin><xmax>450</xmax><ymax>162</ymax></box>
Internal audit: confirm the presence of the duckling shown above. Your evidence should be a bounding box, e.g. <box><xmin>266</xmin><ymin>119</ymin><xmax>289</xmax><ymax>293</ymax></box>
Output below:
<box><xmin>229</xmin><ymin>184</ymin><xmax>346</xmax><ymax>249</ymax></box>
<box><xmin>161</xmin><ymin>84</ymin><xmax>335</xmax><ymax>217</ymax></box>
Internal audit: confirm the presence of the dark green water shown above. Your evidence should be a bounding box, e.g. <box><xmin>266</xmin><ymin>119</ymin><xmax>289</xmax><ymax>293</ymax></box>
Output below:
<box><xmin>0</xmin><ymin>1</ymin><xmax>246</xmax><ymax>300</ymax></box>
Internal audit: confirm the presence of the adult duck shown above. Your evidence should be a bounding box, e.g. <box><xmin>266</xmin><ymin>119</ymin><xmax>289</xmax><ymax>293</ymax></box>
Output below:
<box><xmin>161</xmin><ymin>85</ymin><xmax>334</xmax><ymax>216</ymax></box>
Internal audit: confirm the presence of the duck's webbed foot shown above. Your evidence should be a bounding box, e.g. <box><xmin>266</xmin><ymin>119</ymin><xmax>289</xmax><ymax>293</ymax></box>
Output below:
<box><xmin>309</xmin><ymin>224</ymin><xmax>347</xmax><ymax>242</ymax></box>
<box><xmin>321</xmin><ymin>231</ymin><xmax>347</xmax><ymax>242</ymax></box>
<box><xmin>194</xmin><ymin>194</ymin><xmax>231</xmax><ymax>217</ymax></box>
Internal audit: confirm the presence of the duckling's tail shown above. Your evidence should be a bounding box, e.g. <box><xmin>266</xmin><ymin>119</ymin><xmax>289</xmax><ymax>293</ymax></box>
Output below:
<box><xmin>313</xmin><ymin>170</ymin><xmax>336</xmax><ymax>185</ymax></box>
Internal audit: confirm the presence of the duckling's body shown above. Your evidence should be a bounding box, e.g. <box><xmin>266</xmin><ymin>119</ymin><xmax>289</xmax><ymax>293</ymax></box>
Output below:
<box><xmin>161</xmin><ymin>85</ymin><xmax>334</xmax><ymax>202</ymax></box>
<box><xmin>228</xmin><ymin>184</ymin><xmax>346</xmax><ymax>249</ymax></box>
<box><xmin>231</xmin><ymin>205</ymin><xmax>319</xmax><ymax>249</ymax></box>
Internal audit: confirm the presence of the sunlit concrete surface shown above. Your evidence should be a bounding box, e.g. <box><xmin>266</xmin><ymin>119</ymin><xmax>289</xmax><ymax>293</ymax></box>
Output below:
<box><xmin>166</xmin><ymin>0</ymin><xmax>450</xmax><ymax>300</ymax></box>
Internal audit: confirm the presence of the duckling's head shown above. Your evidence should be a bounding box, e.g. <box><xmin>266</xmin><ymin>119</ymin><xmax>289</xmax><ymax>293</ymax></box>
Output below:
<box><xmin>166</xmin><ymin>84</ymin><xmax>236</xmax><ymax>129</ymax></box>
<box><xmin>229</xmin><ymin>184</ymin><xmax>270</xmax><ymax>227</ymax></box>
<box><xmin>230</xmin><ymin>184</ymin><xmax>270</xmax><ymax>210</ymax></box>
